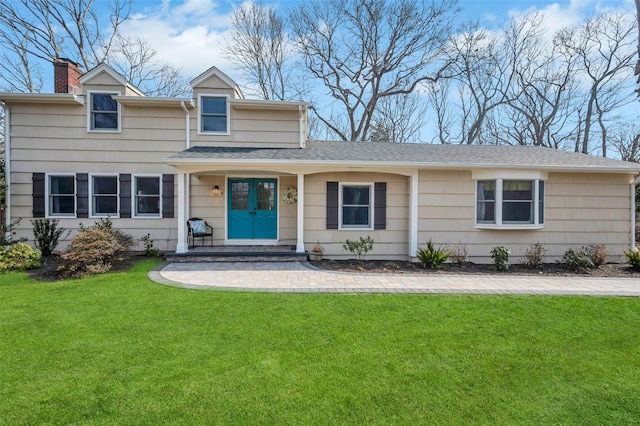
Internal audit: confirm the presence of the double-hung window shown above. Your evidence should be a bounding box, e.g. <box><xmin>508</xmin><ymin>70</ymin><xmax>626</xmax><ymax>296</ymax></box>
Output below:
<box><xmin>134</xmin><ymin>176</ymin><xmax>161</xmax><ymax>217</ymax></box>
<box><xmin>475</xmin><ymin>177</ymin><xmax>545</xmax><ymax>228</ymax></box>
<box><xmin>89</xmin><ymin>92</ymin><xmax>119</xmax><ymax>131</ymax></box>
<box><xmin>91</xmin><ymin>175</ymin><xmax>118</xmax><ymax>217</ymax></box>
<box><xmin>340</xmin><ymin>184</ymin><xmax>372</xmax><ymax>229</ymax></box>
<box><xmin>48</xmin><ymin>175</ymin><xmax>75</xmax><ymax>217</ymax></box>
<box><xmin>199</xmin><ymin>95</ymin><xmax>229</xmax><ymax>134</ymax></box>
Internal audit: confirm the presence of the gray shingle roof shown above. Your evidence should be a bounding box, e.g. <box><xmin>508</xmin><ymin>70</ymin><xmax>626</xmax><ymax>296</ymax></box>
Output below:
<box><xmin>167</xmin><ymin>141</ymin><xmax>640</xmax><ymax>172</ymax></box>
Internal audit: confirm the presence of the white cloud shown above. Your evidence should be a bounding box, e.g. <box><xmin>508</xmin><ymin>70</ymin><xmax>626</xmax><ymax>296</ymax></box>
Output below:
<box><xmin>120</xmin><ymin>0</ymin><xmax>236</xmax><ymax>80</ymax></box>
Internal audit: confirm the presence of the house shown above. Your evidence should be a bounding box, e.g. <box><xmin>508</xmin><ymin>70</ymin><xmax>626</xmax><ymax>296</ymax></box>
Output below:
<box><xmin>2</xmin><ymin>60</ymin><xmax>639</xmax><ymax>263</ymax></box>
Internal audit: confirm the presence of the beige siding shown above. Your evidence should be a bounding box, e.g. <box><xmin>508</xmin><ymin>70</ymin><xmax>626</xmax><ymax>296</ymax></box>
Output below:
<box><xmin>8</xmin><ymin>102</ymin><xmax>181</xmax><ymax>251</ymax></box>
<box><xmin>303</xmin><ymin>172</ymin><xmax>410</xmax><ymax>260</ymax></box>
<box><xmin>416</xmin><ymin>170</ymin><xmax>633</xmax><ymax>263</ymax></box>
<box><xmin>190</xmin><ymin>107</ymin><xmax>301</xmax><ymax>148</ymax></box>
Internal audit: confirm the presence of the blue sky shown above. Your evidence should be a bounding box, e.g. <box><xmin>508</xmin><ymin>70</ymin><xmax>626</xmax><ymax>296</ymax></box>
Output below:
<box><xmin>121</xmin><ymin>0</ymin><xmax>635</xmax><ymax>81</ymax></box>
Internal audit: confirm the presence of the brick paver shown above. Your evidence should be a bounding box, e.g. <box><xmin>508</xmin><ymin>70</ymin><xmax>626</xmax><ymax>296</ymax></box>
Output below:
<box><xmin>149</xmin><ymin>262</ymin><xmax>640</xmax><ymax>296</ymax></box>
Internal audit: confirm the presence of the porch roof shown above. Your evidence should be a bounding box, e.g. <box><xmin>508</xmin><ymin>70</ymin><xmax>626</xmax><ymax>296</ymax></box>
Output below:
<box><xmin>165</xmin><ymin>141</ymin><xmax>640</xmax><ymax>173</ymax></box>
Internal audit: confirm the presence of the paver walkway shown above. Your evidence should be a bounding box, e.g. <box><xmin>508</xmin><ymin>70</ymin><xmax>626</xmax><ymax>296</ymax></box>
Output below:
<box><xmin>150</xmin><ymin>262</ymin><xmax>640</xmax><ymax>296</ymax></box>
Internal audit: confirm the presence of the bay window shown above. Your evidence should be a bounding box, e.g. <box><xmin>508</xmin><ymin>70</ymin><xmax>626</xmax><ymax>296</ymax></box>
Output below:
<box><xmin>476</xmin><ymin>178</ymin><xmax>545</xmax><ymax>228</ymax></box>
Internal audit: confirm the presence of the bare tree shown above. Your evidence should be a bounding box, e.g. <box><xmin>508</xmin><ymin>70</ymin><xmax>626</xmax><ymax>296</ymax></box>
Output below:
<box><xmin>635</xmin><ymin>0</ymin><xmax>640</xmax><ymax>97</ymax></box>
<box><xmin>0</xmin><ymin>0</ymin><xmax>190</xmax><ymax>97</ymax></box>
<box><xmin>438</xmin><ymin>14</ymin><xmax>544</xmax><ymax>145</ymax></box>
<box><xmin>289</xmin><ymin>0</ymin><xmax>458</xmax><ymax>141</ymax></box>
<box><xmin>0</xmin><ymin>0</ymin><xmax>132</xmax><ymax>74</ymax></box>
<box><xmin>609</xmin><ymin>124</ymin><xmax>640</xmax><ymax>161</ymax></box>
<box><xmin>368</xmin><ymin>92</ymin><xmax>426</xmax><ymax>143</ymax></box>
<box><xmin>497</xmin><ymin>25</ymin><xmax>581</xmax><ymax>150</ymax></box>
<box><xmin>109</xmin><ymin>35</ymin><xmax>191</xmax><ymax>97</ymax></box>
<box><xmin>221</xmin><ymin>0</ymin><xmax>294</xmax><ymax>101</ymax></box>
<box><xmin>559</xmin><ymin>10</ymin><xmax>636</xmax><ymax>156</ymax></box>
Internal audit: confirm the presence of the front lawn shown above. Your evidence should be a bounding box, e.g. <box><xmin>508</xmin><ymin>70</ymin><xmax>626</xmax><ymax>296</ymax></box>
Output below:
<box><xmin>1</xmin><ymin>260</ymin><xmax>639</xmax><ymax>425</ymax></box>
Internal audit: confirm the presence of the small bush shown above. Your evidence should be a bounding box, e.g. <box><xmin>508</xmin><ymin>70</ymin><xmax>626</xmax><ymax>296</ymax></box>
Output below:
<box><xmin>79</xmin><ymin>217</ymin><xmax>134</xmax><ymax>252</ymax></box>
<box><xmin>32</xmin><ymin>218</ymin><xmax>68</xmax><ymax>256</ymax></box>
<box><xmin>624</xmin><ymin>249</ymin><xmax>640</xmax><ymax>271</ymax></box>
<box><xmin>582</xmin><ymin>244</ymin><xmax>608</xmax><ymax>268</ymax></box>
<box><xmin>141</xmin><ymin>234</ymin><xmax>161</xmax><ymax>257</ymax></box>
<box><xmin>417</xmin><ymin>240</ymin><xmax>449</xmax><ymax>269</ymax></box>
<box><xmin>343</xmin><ymin>236</ymin><xmax>374</xmax><ymax>262</ymax></box>
<box><xmin>449</xmin><ymin>242</ymin><xmax>469</xmax><ymax>266</ymax></box>
<box><xmin>0</xmin><ymin>242</ymin><xmax>41</xmax><ymax>271</ymax></box>
<box><xmin>490</xmin><ymin>246</ymin><xmax>510</xmax><ymax>271</ymax></box>
<box><xmin>58</xmin><ymin>228</ymin><xmax>123</xmax><ymax>278</ymax></box>
<box><xmin>558</xmin><ymin>249</ymin><xmax>593</xmax><ymax>272</ymax></box>
<box><xmin>521</xmin><ymin>243</ymin><xmax>545</xmax><ymax>269</ymax></box>
<box><xmin>0</xmin><ymin>218</ymin><xmax>26</xmax><ymax>246</ymax></box>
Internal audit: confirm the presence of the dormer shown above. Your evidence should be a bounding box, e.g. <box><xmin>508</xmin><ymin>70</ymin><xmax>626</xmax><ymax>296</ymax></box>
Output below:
<box><xmin>190</xmin><ymin>66</ymin><xmax>243</xmax><ymax>99</ymax></box>
<box><xmin>79</xmin><ymin>64</ymin><xmax>144</xmax><ymax>133</ymax></box>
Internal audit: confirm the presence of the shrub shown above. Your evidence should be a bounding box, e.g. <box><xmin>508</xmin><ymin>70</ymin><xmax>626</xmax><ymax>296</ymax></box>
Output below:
<box><xmin>490</xmin><ymin>246</ymin><xmax>510</xmax><ymax>271</ymax></box>
<box><xmin>624</xmin><ymin>249</ymin><xmax>640</xmax><ymax>271</ymax></box>
<box><xmin>32</xmin><ymin>219</ymin><xmax>68</xmax><ymax>256</ymax></box>
<box><xmin>521</xmin><ymin>243</ymin><xmax>545</xmax><ymax>269</ymax></box>
<box><xmin>79</xmin><ymin>217</ymin><xmax>134</xmax><ymax>252</ymax></box>
<box><xmin>449</xmin><ymin>242</ymin><xmax>469</xmax><ymax>266</ymax></box>
<box><xmin>416</xmin><ymin>240</ymin><xmax>449</xmax><ymax>269</ymax></box>
<box><xmin>582</xmin><ymin>244</ymin><xmax>608</xmax><ymax>268</ymax></box>
<box><xmin>141</xmin><ymin>233</ymin><xmax>161</xmax><ymax>257</ymax></box>
<box><xmin>58</xmin><ymin>228</ymin><xmax>123</xmax><ymax>278</ymax></box>
<box><xmin>0</xmin><ymin>242</ymin><xmax>41</xmax><ymax>271</ymax></box>
<box><xmin>558</xmin><ymin>249</ymin><xmax>593</xmax><ymax>272</ymax></box>
<box><xmin>343</xmin><ymin>236</ymin><xmax>374</xmax><ymax>262</ymax></box>
<box><xmin>0</xmin><ymin>218</ymin><xmax>26</xmax><ymax>246</ymax></box>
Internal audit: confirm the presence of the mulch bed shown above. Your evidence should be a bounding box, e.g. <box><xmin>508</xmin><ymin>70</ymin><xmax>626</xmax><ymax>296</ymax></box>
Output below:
<box><xmin>25</xmin><ymin>255</ymin><xmax>639</xmax><ymax>281</ymax></box>
<box><xmin>28</xmin><ymin>254</ymin><xmax>151</xmax><ymax>281</ymax></box>
<box><xmin>311</xmin><ymin>259</ymin><xmax>640</xmax><ymax>278</ymax></box>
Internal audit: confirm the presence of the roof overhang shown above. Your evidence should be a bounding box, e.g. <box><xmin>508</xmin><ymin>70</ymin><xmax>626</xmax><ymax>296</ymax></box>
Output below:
<box><xmin>0</xmin><ymin>93</ymin><xmax>85</xmax><ymax>105</ymax></box>
<box><xmin>229</xmin><ymin>98</ymin><xmax>308</xmax><ymax>111</ymax></box>
<box><xmin>164</xmin><ymin>157</ymin><xmax>640</xmax><ymax>177</ymax></box>
<box><xmin>112</xmin><ymin>96</ymin><xmax>195</xmax><ymax>108</ymax></box>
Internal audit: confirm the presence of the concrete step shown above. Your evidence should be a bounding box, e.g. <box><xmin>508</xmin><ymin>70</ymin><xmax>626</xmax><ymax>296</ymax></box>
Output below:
<box><xmin>166</xmin><ymin>251</ymin><xmax>307</xmax><ymax>263</ymax></box>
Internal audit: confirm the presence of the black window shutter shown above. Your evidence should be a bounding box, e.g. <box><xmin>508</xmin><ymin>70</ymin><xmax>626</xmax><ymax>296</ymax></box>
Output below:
<box><xmin>374</xmin><ymin>182</ymin><xmax>386</xmax><ymax>230</ymax></box>
<box><xmin>32</xmin><ymin>173</ymin><xmax>46</xmax><ymax>218</ymax></box>
<box><xmin>119</xmin><ymin>174</ymin><xmax>131</xmax><ymax>218</ymax></box>
<box><xmin>76</xmin><ymin>173</ymin><xmax>89</xmax><ymax>218</ymax></box>
<box><xmin>162</xmin><ymin>174</ymin><xmax>174</xmax><ymax>218</ymax></box>
<box><xmin>326</xmin><ymin>181</ymin><xmax>338</xmax><ymax>229</ymax></box>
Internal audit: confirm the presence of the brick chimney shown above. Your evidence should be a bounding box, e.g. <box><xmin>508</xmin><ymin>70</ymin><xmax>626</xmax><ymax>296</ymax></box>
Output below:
<box><xmin>53</xmin><ymin>58</ymin><xmax>83</xmax><ymax>94</ymax></box>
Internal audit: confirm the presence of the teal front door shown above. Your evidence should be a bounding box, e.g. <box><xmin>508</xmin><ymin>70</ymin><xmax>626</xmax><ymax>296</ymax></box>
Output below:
<box><xmin>228</xmin><ymin>178</ymin><xmax>277</xmax><ymax>239</ymax></box>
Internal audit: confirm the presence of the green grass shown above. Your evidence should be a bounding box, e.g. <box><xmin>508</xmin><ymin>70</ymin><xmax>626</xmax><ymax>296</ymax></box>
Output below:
<box><xmin>1</xmin><ymin>260</ymin><xmax>639</xmax><ymax>425</ymax></box>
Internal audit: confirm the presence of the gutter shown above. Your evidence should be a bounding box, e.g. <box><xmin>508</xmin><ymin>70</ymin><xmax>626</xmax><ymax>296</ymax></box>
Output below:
<box><xmin>633</xmin><ymin>174</ymin><xmax>640</xmax><ymax>250</ymax></box>
<box><xmin>298</xmin><ymin>105</ymin><xmax>305</xmax><ymax>148</ymax></box>
<box><xmin>1</xmin><ymin>101</ymin><xmax>9</xmax><ymax>244</ymax></box>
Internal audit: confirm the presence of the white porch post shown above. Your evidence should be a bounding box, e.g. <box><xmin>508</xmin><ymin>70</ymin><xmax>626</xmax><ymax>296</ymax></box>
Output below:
<box><xmin>409</xmin><ymin>170</ymin><xmax>419</xmax><ymax>258</ymax></box>
<box><xmin>175</xmin><ymin>172</ymin><xmax>188</xmax><ymax>253</ymax></box>
<box><xmin>296</xmin><ymin>173</ymin><xmax>305</xmax><ymax>253</ymax></box>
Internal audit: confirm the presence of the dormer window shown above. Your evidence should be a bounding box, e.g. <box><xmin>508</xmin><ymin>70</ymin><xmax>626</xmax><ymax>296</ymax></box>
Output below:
<box><xmin>199</xmin><ymin>95</ymin><xmax>229</xmax><ymax>134</ymax></box>
<box><xmin>88</xmin><ymin>91</ymin><xmax>120</xmax><ymax>131</ymax></box>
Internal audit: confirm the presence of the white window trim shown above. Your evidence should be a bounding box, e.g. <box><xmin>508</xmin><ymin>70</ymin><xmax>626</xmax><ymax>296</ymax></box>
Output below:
<box><xmin>474</xmin><ymin>177</ymin><xmax>545</xmax><ymax>230</ymax></box>
<box><xmin>197</xmin><ymin>94</ymin><xmax>230</xmax><ymax>135</ymax></box>
<box><xmin>338</xmin><ymin>182</ymin><xmax>374</xmax><ymax>230</ymax></box>
<box><xmin>87</xmin><ymin>90</ymin><xmax>121</xmax><ymax>133</ymax></box>
<box><xmin>132</xmin><ymin>174</ymin><xmax>162</xmax><ymax>218</ymax></box>
<box><xmin>89</xmin><ymin>174</ymin><xmax>119</xmax><ymax>218</ymax></box>
<box><xmin>46</xmin><ymin>173</ymin><xmax>76</xmax><ymax>218</ymax></box>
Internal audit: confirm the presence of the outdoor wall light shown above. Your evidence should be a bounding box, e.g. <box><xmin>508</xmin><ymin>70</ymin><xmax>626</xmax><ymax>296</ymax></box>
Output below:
<box><xmin>211</xmin><ymin>185</ymin><xmax>223</xmax><ymax>196</ymax></box>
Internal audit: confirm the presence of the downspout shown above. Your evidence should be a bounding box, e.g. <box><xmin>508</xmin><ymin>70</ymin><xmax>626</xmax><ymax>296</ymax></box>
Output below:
<box><xmin>1</xmin><ymin>101</ymin><xmax>10</xmax><ymax>244</ymax></box>
<box><xmin>298</xmin><ymin>104</ymin><xmax>305</xmax><ymax>148</ymax></box>
<box><xmin>633</xmin><ymin>174</ymin><xmax>640</xmax><ymax>250</ymax></box>
<box><xmin>180</xmin><ymin>101</ymin><xmax>191</xmax><ymax>224</ymax></box>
